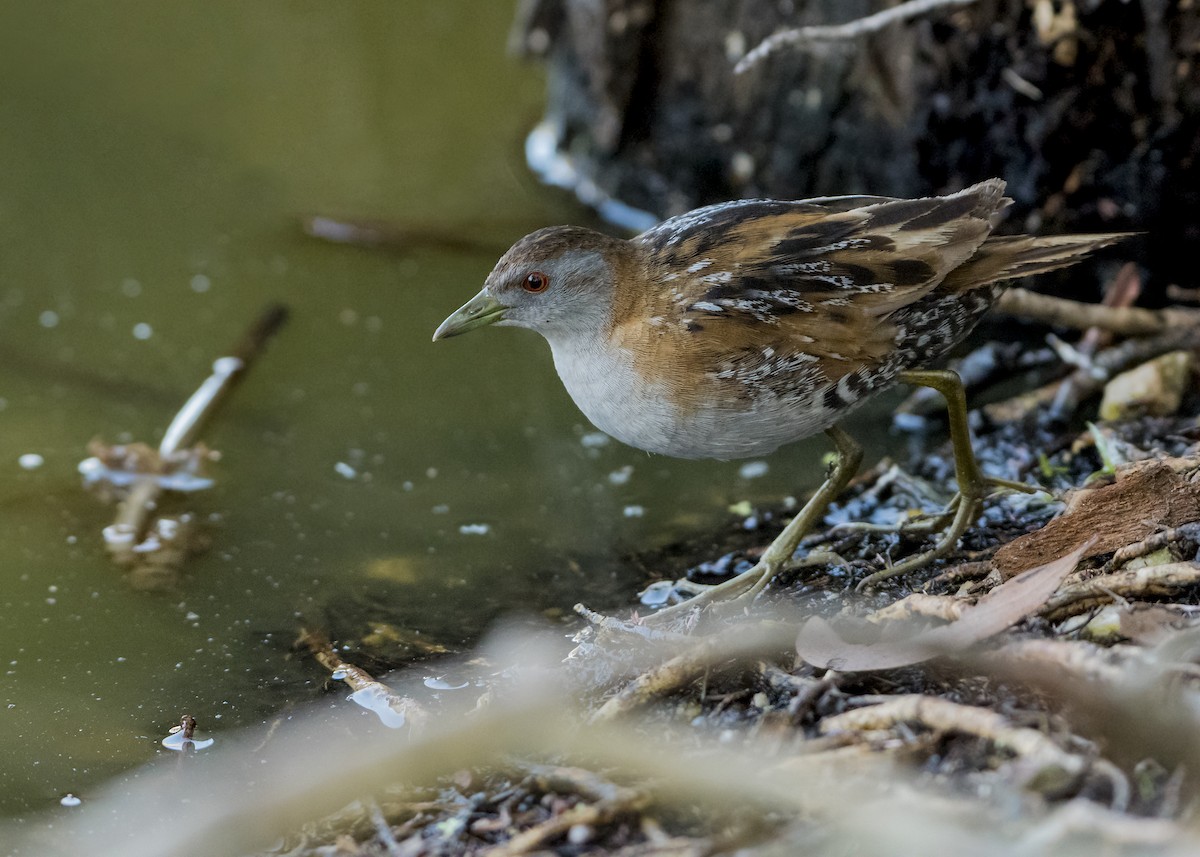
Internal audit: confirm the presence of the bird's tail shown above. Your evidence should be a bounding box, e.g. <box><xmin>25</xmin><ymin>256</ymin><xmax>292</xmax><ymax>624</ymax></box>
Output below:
<box><xmin>941</xmin><ymin>233</ymin><xmax>1134</xmax><ymax>292</ymax></box>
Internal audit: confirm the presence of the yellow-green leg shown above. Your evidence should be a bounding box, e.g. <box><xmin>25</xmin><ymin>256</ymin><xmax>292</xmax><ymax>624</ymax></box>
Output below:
<box><xmin>645</xmin><ymin>426</ymin><xmax>863</xmax><ymax>623</ymax></box>
<box><xmin>854</xmin><ymin>369</ymin><xmax>1031</xmax><ymax>591</ymax></box>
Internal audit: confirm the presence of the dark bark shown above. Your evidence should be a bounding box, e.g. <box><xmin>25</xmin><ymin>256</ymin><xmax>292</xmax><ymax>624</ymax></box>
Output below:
<box><xmin>513</xmin><ymin>0</ymin><xmax>1198</xmax><ymax>287</ymax></box>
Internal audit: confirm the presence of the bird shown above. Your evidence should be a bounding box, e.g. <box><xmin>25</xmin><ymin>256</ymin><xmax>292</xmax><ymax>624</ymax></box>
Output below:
<box><xmin>433</xmin><ymin>179</ymin><xmax>1125</xmax><ymax>613</ymax></box>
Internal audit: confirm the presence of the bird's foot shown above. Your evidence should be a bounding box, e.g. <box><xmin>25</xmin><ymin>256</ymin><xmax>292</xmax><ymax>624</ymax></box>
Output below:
<box><xmin>838</xmin><ymin>473</ymin><xmax>1037</xmax><ymax>592</ymax></box>
<box><xmin>639</xmin><ymin>550</ymin><xmax>844</xmax><ymax>625</ymax></box>
<box><xmin>637</xmin><ymin>564</ymin><xmax>769</xmax><ymax>624</ymax></box>
<box><xmin>853</xmin><ymin>487</ymin><xmax>987</xmax><ymax>592</ymax></box>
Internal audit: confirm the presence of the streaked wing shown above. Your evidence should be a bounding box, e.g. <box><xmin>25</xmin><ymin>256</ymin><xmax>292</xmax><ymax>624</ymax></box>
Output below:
<box><xmin>622</xmin><ymin>181</ymin><xmax>1012</xmax><ymax>397</ymax></box>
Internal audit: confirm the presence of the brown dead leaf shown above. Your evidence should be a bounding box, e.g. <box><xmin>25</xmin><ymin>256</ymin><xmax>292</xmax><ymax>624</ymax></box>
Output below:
<box><xmin>993</xmin><ymin>461</ymin><xmax>1200</xmax><ymax>578</ymax></box>
<box><xmin>796</xmin><ymin>540</ymin><xmax>1093</xmax><ymax>671</ymax></box>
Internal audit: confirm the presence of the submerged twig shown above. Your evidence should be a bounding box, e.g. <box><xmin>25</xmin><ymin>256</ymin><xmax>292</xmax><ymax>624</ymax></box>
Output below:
<box><xmin>80</xmin><ymin>304</ymin><xmax>288</xmax><ymax>581</ymax></box>
<box><xmin>301</xmin><ymin>215</ymin><xmax>508</xmax><ymax>255</ymax></box>
<box><xmin>298</xmin><ymin>628</ymin><xmax>427</xmax><ymax>731</ymax></box>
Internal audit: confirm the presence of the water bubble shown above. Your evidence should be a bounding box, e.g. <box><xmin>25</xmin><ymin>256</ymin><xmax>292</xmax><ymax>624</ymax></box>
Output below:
<box><xmin>580</xmin><ymin>432</ymin><xmax>610</xmax><ymax>449</ymax></box>
<box><xmin>330</xmin><ymin>668</ymin><xmax>348</xmax><ymax>680</ymax></box>
<box><xmin>189</xmin><ymin>274</ymin><xmax>211</xmax><ymax>293</ymax></box>
<box><xmin>638</xmin><ymin>580</ymin><xmax>677</xmax><ymax>607</ymax></box>
<box><xmin>60</xmin><ymin>794</ymin><xmax>82</xmax><ymax>807</ymax></box>
<box><xmin>38</xmin><ymin>311</ymin><xmax>59</xmax><ymax>328</ymax></box>
<box><xmin>334</xmin><ymin>461</ymin><xmax>357</xmax><ymax>479</ymax></box>
<box><xmin>738</xmin><ymin>460</ymin><xmax>769</xmax><ymax>479</ymax></box>
<box><xmin>622</xmin><ymin>505</ymin><xmax>645</xmax><ymax>518</ymax></box>
<box><xmin>458</xmin><ymin>523</ymin><xmax>490</xmax><ymax>536</ymax></box>
<box><xmin>608</xmin><ymin>465</ymin><xmax>633</xmax><ymax>486</ymax></box>
<box><xmin>423</xmin><ymin>676</ymin><xmax>469</xmax><ymax>691</ymax></box>
<box><xmin>18</xmin><ymin>453</ymin><xmax>44</xmax><ymax>470</ymax></box>
<box><xmin>120</xmin><ymin>278</ymin><xmax>142</xmax><ymax>297</ymax></box>
<box><xmin>132</xmin><ymin>323</ymin><xmax>153</xmax><ymax>340</ymax></box>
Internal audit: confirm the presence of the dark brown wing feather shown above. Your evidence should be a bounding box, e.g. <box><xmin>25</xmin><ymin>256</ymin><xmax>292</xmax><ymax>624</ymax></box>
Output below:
<box><xmin>938</xmin><ymin>233</ymin><xmax>1128</xmax><ymax>291</ymax></box>
<box><xmin>620</xmin><ymin>181</ymin><xmax>1011</xmax><ymax>401</ymax></box>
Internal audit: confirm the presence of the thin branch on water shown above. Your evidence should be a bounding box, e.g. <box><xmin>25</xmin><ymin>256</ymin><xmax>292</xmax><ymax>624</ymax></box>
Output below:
<box><xmin>87</xmin><ymin>303</ymin><xmax>288</xmax><ymax>579</ymax></box>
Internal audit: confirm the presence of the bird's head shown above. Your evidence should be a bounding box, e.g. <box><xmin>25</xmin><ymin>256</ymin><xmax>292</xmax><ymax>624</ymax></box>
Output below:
<box><xmin>433</xmin><ymin>226</ymin><xmax>626</xmax><ymax>342</ymax></box>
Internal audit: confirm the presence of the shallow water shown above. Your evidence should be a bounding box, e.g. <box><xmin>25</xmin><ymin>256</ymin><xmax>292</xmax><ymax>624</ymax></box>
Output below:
<box><xmin>0</xmin><ymin>1</ymin><xmax>901</xmax><ymax>819</ymax></box>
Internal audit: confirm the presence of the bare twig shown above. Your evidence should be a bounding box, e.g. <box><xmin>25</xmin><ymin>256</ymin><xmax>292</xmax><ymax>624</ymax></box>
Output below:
<box><xmin>995</xmin><ymin>287</ymin><xmax>1200</xmax><ymax>335</ymax></box>
<box><xmin>866</xmin><ymin>592</ymin><xmax>966</xmax><ymax>624</ymax></box>
<box><xmin>591</xmin><ymin>622</ymin><xmax>798</xmax><ymax>722</ymax></box>
<box><xmin>921</xmin><ymin>560</ymin><xmax>995</xmax><ymax>593</ymax></box>
<box><xmin>1106</xmin><ymin>523</ymin><xmax>1200</xmax><ymax>570</ymax></box>
<box><xmin>1048</xmin><ymin>264</ymin><xmax>1142</xmax><ymax>422</ymax></box>
<box><xmin>1166</xmin><ymin>284</ymin><xmax>1200</xmax><ymax>304</ymax></box>
<box><xmin>986</xmin><ymin>638</ymin><xmax>1139</xmax><ymax>685</ymax></box>
<box><xmin>1041</xmin><ymin>562</ymin><xmax>1200</xmax><ymax>622</ymax></box>
<box><xmin>735</xmin><ymin>0</ymin><xmax>980</xmax><ymax>73</ymax></box>
<box><xmin>983</xmin><ymin>323</ymin><xmax>1200</xmax><ymax>424</ymax></box>
<box><xmin>820</xmin><ymin>694</ymin><xmax>1085</xmax><ymax>792</ymax></box>
<box><xmin>488</xmin><ymin>767</ymin><xmax>650</xmax><ymax>857</ymax></box>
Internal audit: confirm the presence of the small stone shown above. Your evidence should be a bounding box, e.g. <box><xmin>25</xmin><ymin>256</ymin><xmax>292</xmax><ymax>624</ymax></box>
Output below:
<box><xmin>724</xmin><ymin>30</ymin><xmax>747</xmax><ymax>62</ymax></box>
<box><xmin>1099</xmin><ymin>351</ymin><xmax>1194</xmax><ymax>421</ymax></box>
<box><xmin>730</xmin><ymin>151</ymin><xmax>756</xmax><ymax>184</ymax></box>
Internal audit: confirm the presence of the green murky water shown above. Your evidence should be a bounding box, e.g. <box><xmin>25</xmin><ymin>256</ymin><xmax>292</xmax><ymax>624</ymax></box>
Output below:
<box><xmin>0</xmin><ymin>1</ymin><xmax>891</xmax><ymax>821</ymax></box>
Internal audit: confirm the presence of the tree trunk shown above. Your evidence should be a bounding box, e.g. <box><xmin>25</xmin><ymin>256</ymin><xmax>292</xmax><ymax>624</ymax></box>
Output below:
<box><xmin>513</xmin><ymin>0</ymin><xmax>1197</xmax><ymax>287</ymax></box>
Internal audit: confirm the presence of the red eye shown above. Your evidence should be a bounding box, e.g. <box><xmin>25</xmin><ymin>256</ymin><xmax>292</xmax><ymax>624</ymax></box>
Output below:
<box><xmin>523</xmin><ymin>271</ymin><xmax>550</xmax><ymax>293</ymax></box>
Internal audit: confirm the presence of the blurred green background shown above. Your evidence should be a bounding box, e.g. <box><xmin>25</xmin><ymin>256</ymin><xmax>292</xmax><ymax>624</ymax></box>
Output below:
<box><xmin>0</xmin><ymin>0</ymin><xmax>862</xmax><ymax>817</ymax></box>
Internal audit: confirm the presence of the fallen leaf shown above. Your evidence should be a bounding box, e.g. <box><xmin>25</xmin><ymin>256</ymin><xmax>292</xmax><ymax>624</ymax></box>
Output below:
<box><xmin>796</xmin><ymin>539</ymin><xmax>1093</xmax><ymax>671</ymax></box>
